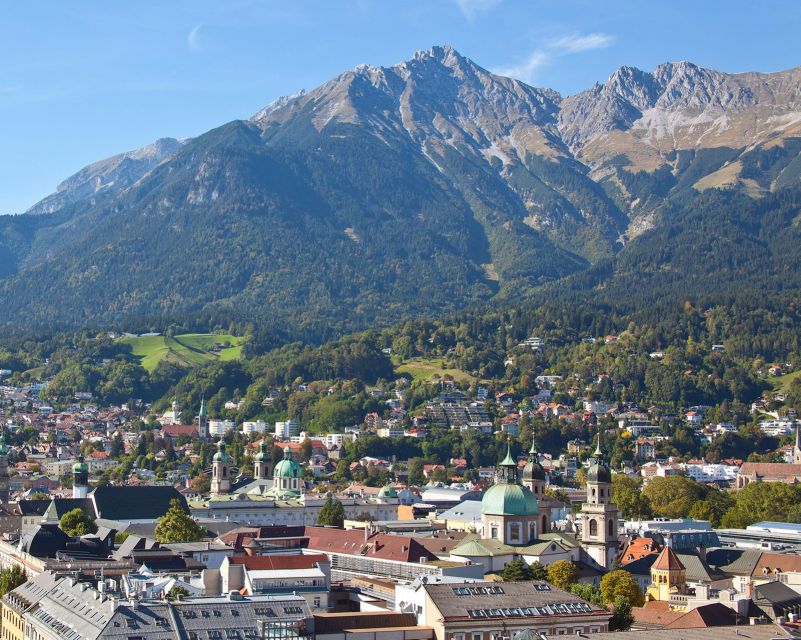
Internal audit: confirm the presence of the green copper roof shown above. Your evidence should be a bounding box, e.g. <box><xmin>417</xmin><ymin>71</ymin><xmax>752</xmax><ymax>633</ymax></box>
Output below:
<box><xmin>273</xmin><ymin>446</ymin><xmax>301</xmax><ymax>478</ymax></box>
<box><xmin>481</xmin><ymin>482</ymin><xmax>538</xmax><ymax>516</ymax></box>
<box><xmin>377</xmin><ymin>484</ymin><xmax>398</xmax><ymax>498</ymax></box>
<box><xmin>255</xmin><ymin>440</ymin><xmax>270</xmax><ymax>462</ymax></box>
<box><xmin>73</xmin><ymin>455</ymin><xmax>89</xmax><ymax>474</ymax></box>
<box><xmin>213</xmin><ymin>440</ymin><xmax>231</xmax><ymax>463</ymax></box>
<box><xmin>499</xmin><ymin>442</ymin><xmax>516</xmax><ymax>467</ymax></box>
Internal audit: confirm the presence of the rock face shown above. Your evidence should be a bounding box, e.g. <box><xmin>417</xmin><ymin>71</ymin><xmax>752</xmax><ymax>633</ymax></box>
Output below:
<box><xmin>3</xmin><ymin>46</ymin><xmax>801</xmax><ymax>336</ymax></box>
<box><xmin>26</xmin><ymin>138</ymin><xmax>186</xmax><ymax>216</ymax></box>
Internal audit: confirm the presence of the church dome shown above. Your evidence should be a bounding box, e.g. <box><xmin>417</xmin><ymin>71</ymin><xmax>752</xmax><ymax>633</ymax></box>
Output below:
<box><xmin>481</xmin><ymin>482</ymin><xmax>539</xmax><ymax>516</ymax></box>
<box><xmin>213</xmin><ymin>441</ymin><xmax>231</xmax><ymax>463</ymax></box>
<box><xmin>72</xmin><ymin>456</ymin><xmax>89</xmax><ymax>474</ymax></box>
<box><xmin>273</xmin><ymin>447</ymin><xmax>301</xmax><ymax>478</ymax></box>
<box><xmin>587</xmin><ymin>461</ymin><xmax>611</xmax><ymax>483</ymax></box>
<box><xmin>378</xmin><ymin>484</ymin><xmax>398</xmax><ymax>499</ymax></box>
<box><xmin>522</xmin><ymin>458</ymin><xmax>546</xmax><ymax>481</ymax></box>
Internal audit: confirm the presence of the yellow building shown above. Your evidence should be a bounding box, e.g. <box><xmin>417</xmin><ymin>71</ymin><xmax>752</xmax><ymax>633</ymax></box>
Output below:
<box><xmin>646</xmin><ymin>546</ymin><xmax>687</xmax><ymax>604</ymax></box>
<box><xmin>1</xmin><ymin>571</ymin><xmax>58</xmax><ymax>640</ymax></box>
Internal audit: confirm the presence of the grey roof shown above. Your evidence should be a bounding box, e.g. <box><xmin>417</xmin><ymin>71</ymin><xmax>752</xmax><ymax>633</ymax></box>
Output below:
<box><xmin>16</xmin><ymin>499</ymin><xmax>52</xmax><ymax>516</ymax></box>
<box><xmin>101</xmin><ymin>595</ymin><xmax>311</xmax><ymax>640</ymax></box>
<box><xmin>706</xmin><ymin>548</ymin><xmax>763</xmax><ymax>576</ymax></box>
<box><xmin>590</xmin><ymin>625</ymin><xmax>789</xmax><ymax>640</ymax></box>
<box><xmin>92</xmin><ymin>486</ymin><xmax>187</xmax><ymax>521</ymax></box>
<box><xmin>2</xmin><ymin>571</ymin><xmax>59</xmax><ymax>614</ymax></box>
<box><xmin>753</xmin><ymin>580</ymin><xmax>801</xmax><ymax>614</ymax></box>
<box><xmin>19</xmin><ymin>522</ymin><xmax>73</xmax><ymax>558</ymax></box>
<box><xmin>437</xmin><ymin>500</ymin><xmax>483</xmax><ymax>522</ymax></box>
<box><xmin>44</xmin><ymin>498</ymin><xmax>96</xmax><ymax>521</ymax></box>
<box><xmin>424</xmin><ymin>580</ymin><xmax>609</xmax><ymax>622</ymax></box>
<box><xmin>26</xmin><ymin>574</ymin><xmax>311</xmax><ymax>640</ymax></box>
<box><xmin>112</xmin><ymin>534</ymin><xmax>159</xmax><ymax>561</ymax></box>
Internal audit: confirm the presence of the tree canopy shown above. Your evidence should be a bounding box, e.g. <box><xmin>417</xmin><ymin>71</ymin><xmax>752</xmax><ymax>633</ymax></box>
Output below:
<box><xmin>154</xmin><ymin>499</ymin><xmax>206</xmax><ymax>543</ymax></box>
<box><xmin>59</xmin><ymin>508</ymin><xmax>98</xmax><ymax>537</ymax></box>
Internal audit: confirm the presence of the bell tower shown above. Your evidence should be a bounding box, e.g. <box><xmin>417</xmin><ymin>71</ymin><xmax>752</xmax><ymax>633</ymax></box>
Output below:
<box><xmin>580</xmin><ymin>431</ymin><xmax>619</xmax><ymax>569</ymax></box>
<box><xmin>211</xmin><ymin>440</ymin><xmax>232</xmax><ymax>495</ymax></box>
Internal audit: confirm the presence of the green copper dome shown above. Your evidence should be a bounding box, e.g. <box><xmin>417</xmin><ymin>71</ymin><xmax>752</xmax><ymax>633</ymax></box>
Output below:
<box><xmin>72</xmin><ymin>456</ymin><xmax>89</xmax><ymax>473</ymax></box>
<box><xmin>481</xmin><ymin>482</ymin><xmax>539</xmax><ymax>516</ymax></box>
<box><xmin>377</xmin><ymin>484</ymin><xmax>398</xmax><ymax>499</ymax></box>
<box><xmin>213</xmin><ymin>441</ymin><xmax>231</xmax><ymax>463</ymax></box>
<box><xmin>273</xmin><ymin>447</ymin><xmax>301</xmax><ymax>478</ymax></box>
<box><xmin>255</xmin><ymin>441</ymin><xmax>270</xmax><ymax>462</ymax></box>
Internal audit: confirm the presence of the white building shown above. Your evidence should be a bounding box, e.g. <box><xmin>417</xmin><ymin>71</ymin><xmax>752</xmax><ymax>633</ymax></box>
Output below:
<box><xmin>682</xmin><ymin>462</ymin><xmax>739</xmax><ymax>483</ymax></box>
<box><xmin>242</xmin><ymin>420</ymin><xmax>267</xmax><ymax>435</ymax></box>
<box><xmin>275</xmin><ymin>419</ymin><xmax>300</xmax><ymax>439</ymax></box>
<box><xmin>759</xmin><ymin>418</ymin><xmax>798</xmax><ymax>436</ymax></box>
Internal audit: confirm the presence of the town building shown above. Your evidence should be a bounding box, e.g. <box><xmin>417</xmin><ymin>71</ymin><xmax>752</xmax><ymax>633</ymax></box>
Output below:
<box><xmin>580</xmin><ymin>435</ymin><xmax>619</xmax><ymax>569</ymax></box>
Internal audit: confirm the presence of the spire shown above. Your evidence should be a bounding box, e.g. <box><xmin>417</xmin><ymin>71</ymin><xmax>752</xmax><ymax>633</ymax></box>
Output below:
<box><xmin>500</xmin><ymin>440</ymin><xmax>516</xmax><ymax>467</ymax></box>
<box><xmin>199</xmin><ymin>396</ymin><xmax>207</xmax><ymax>418</ymax></box>
<box><xmin>529</xmin><ymin>438</ymin><xmax>537</xmax><ymax>456</ymax></box>
<box><xmin>594</xmin><ymin>428</ymin><xmax>603</xmax><ymax>457</ymax></box>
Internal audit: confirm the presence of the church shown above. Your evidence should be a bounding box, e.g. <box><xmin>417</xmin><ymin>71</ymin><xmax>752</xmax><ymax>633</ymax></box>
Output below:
<box><xmin>450</xmin><ymin>435</ymin><xmax>619</xmax><ymax>576</ymax></box>
<box><xmin>188</xmin><ymin>441</ymin><xmax>401</xmax><ymax>525</ymax></box>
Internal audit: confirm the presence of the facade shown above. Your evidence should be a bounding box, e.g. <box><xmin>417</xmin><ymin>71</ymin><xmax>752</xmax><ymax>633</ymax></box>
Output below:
<box><xmin>580</xmin><ymin>436</ymin><xmax>619</xmax><ymax>570</ymax></box>
<box><xmin>418</xmin><ymin>580</ymin><xmax>610</xmax><ymax>640</ymax></box>
<box><xmin>646</xmin><ymin>547</ymin><xmax>687</xmax><ymax>602</ymax></box>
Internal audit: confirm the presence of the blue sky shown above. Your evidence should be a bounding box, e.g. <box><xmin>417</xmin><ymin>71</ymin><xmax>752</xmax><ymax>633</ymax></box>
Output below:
<box><xmin>2</xmin><ymin>0</ymin><xmax>801</xmax><ymax>214</ymax></box>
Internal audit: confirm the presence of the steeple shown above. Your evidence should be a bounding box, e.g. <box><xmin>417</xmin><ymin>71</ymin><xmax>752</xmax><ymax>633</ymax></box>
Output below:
<box><xmin>199</xmin><ymin>396</ymin><xmax>207</xmax><ymax>418</ymax></box>
<box><xmin>0</xmin><ymin>435</ymin><xmax>8</xmax><ymax>506</ymax></box>
<box><xmin>794</xmin><ymin>425</ymin><xmax>801</xmax><ymax>464</ymax></box>
<box><xmin>496</xmin><ymin>440</ymin><xmax>519</xmax><ymax>484</ymax></box>
<box><xmin>197</xmin><ymin>396</ymin><xmax>209</xmax><ymax>439</ymax></box>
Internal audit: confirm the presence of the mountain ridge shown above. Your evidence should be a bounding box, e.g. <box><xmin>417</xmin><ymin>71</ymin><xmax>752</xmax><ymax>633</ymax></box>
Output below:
<box><xmin>3</xmin><ymin>45</ymin><xmax>801</xmax><ymax>340</ymax></box>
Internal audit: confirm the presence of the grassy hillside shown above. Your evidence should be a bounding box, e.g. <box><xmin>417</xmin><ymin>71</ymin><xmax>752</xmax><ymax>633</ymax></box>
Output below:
<box><xmin>119</xmin><ymin>333</ymin><xmax>244</xmax><ymax>371</ymax></box>
<box><xmin>395</xmin><ymin>356</ymin><xmax>477</xmax><ymax>384</ymax></box>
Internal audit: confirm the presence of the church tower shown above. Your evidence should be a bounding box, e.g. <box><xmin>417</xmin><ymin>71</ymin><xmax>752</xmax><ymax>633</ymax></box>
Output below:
<box><xmin>211</xmin><ymin>440</ymin><xmax>232</xmax><ymax>495</ymax></box>
<box><xmin>73</xmin><ymin>455</ymin><xmax>89</xmax><ymax>499</ymax></box>
<box><xmin>254</xmin><ymin>440</ymin><xmax>272</xmax><ymax>480</ymax></box>
<box><xmin>793</xmin><ymin>425</ymin><xmax>801</xmax><ymax>464</ymax></box>
<box><xmin>197</xmin><ymin>397</ymin><xmax>209</xmax><ymax>440</ymax></box>
<box><xmin>522</xmin><ymin>439</ymin><xmax>551</xmax><ymax>534</ymax></box>
<box><xmin>646</xmin><ymin>547</ymin><xmax>687</xmax><ymax>602</ymax></box>
<box><xmin>580</xmin><ymin>432</ymin><xmax>619</xmax><ymax>569</ymax></box>
<box><xmin>0</xmin><ymin>436</ymin><xmax>9</xmax><ymax>506</ymax></box>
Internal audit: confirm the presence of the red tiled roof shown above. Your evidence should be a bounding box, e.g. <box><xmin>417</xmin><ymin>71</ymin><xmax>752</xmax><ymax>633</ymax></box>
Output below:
<box><xmin>652</xmin><ymin>546</ymin><xmax>685</xmax><ymax>571</ymax></box>
<box><xmin>162</xmin><ymin>424</ymin><xmax>199</xmax><ymax>437</ymax></box>
<box><xmin>304</xmin><ymin>526</ymin><xmax>438</xmax><ymax>563</ymax></box>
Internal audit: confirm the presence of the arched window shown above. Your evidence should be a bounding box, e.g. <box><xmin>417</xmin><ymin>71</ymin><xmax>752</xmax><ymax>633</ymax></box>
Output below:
<box><xmin>608</xmin><ymin>519</ymin><xmax>614</xmax><ymax>536</ymax></box>
<box><xmin>542</xmin><ymin>515</ymin><xmax>548</xmax><ymax>533</ymax></box>
<box><xmin>591</xmin><ymin>488</ymin><xmax>596</xmax><ymax>498</ymax></box>
<box><xmin>222</xmin><ymin>467</ymin><xmax>227</xmax><ymax>478</ymax></box>
<box><xmin>589</xmin><ymin>519</ymin><xmax>598</xmax><ymax>537</ymax></box>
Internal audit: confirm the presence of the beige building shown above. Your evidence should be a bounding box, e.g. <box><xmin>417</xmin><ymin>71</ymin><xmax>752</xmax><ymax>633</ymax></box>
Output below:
<box><xmin>414</xmin><ymin>580</ymin><xmax>610</xmax><ymax>640</ymax></box>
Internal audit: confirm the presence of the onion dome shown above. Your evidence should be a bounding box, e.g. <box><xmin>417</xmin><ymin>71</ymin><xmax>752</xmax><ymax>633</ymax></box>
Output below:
<box><xmin>213</xmin><ymin>440</ymin><xmax>232</xmax><ymax>463</ymax></box>
<box><xmin>255</xmin><ymin>440</ymin><xmax>270</xmax><ymax>462</ymax></box>
<box><xmin>522</xmin><ymin>440</ymin><xmax>546</xmax><ymax>482</ymax></box>
<box><xmin>72</xmin><ymin>455</ymin><xmax>89</xmax><ymax>474</ymax></box>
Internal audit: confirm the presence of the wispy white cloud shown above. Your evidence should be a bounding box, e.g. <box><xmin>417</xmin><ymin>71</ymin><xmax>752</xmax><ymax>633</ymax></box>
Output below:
<box><xmin>495</xmin><ymin>32</ymin><xmax>614</xmax><ymax>84</ymax></box>
<box><xmin>187</xmin><ymin>24</ymin><xmax>202</xmax><ymax>53</ymax></box>
<box><xmin>455</xmin><ymin>0</ymin><xmax>502</xmax><ymax>20</ymax></box>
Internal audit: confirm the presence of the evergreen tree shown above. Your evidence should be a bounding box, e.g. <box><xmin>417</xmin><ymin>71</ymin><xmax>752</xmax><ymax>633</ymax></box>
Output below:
<box><xmin>154</xmin><ymin>499</ymin><xmax>206</xmax><ymax>542</ymax></box>
<box><xmin>316</xmin><ymin>496</ymin><xmax>345</xmax><ymax>527</ymax></box>
<box><xmin>609</xmin><ymin>596</ymin><xmax>634</xmax><ymax>631</ymax></box>
<box><xmin>501</xmin><ymin>558</ymin><xmax>533</xmax><ymax>581</ymax></box>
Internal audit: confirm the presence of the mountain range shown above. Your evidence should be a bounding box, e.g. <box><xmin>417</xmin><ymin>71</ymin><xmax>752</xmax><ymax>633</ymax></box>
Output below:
<box><xmin>2</xmin><ymin>45</ymin><xmax>801</xmax><ymax>339</ymax></box>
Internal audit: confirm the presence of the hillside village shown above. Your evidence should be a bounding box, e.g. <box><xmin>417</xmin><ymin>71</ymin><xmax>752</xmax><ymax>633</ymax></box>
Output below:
<box><xmin>2</xmin><ymin>329</ymin><xmax>801</xmax><ymax>640</ymax></box>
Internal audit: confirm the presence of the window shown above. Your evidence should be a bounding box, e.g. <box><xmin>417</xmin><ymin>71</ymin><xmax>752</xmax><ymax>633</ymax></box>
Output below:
<box><xmin>589</xmin><ymin>519</ymin><xmax>598</xmax><ymax>537</ymax></box>
<box><xmin>608</xmin><ymin>519</ymin><xmax>614</xmax><ymax>536</ymax></box>
<box><xmin>313</xmin><ymin>598</ymin><xmax>321</xmax><ymax>608</ymax></box>
<box><xmin>491</xmin><ymin>527</ymin><xmax>498</xmax><ymax>539</ymax></box>
<box><xmin>509</xmin><ymin>522</ymin><xmax>521</xmax><ymax>541</ymax></box>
